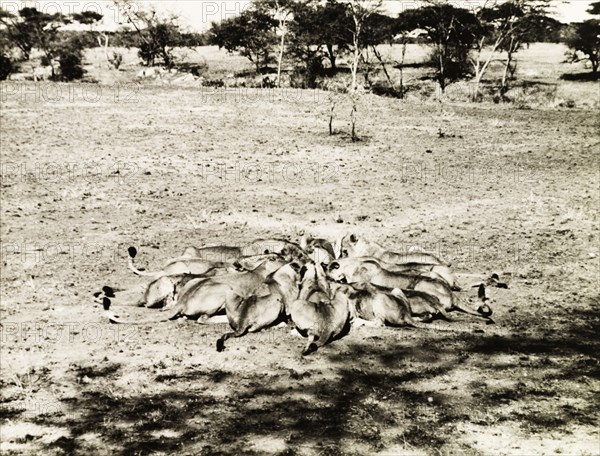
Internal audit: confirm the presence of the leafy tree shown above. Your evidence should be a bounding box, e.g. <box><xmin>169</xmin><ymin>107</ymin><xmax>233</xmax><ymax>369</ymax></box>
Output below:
<box><xmin>0</xmin><ymin>7</ymin><xmax>93</xmax><ymax>80</ymax></box>
<box><xmin>140</xmin><ymin>21</ymin><xmax>181</xmax><ymax>67</ymax></box>
<box><xmin>287</xmin><ymin>1</ymin><xmax>327</xmax><ymax>87</ymax></box>
<box><xmin>71</xmin><ymin>11</ymin><xmax>103</xmax><ymax>31</ymax></box>
<box><xmin>285</xmin><ymin>0</ymin><xmax>353</xmax><ymax>86</ymax></box>
<box><xmin>564</xmin><ymin>20</ymin><xmax>600</xmax><ymax>76</ymax></box>
<box><xmin>361</xmin><ymin>12</ymin><xmax>401</xmax><ymax>93</ymax></box>
<box><xmin>589</xmin><ymin>1</ymin><xmax>600</xmax><ymax>16</ymax></box>
<box><xmin>1</xmin><ymin>7</ymin><xmax>68</xmax><ymax>64</ymax></box>
<box><xmin>0</xmin><ymin>8</ymin><xmax>15</xmax><ymax>75</ymax></box>
<box><xmin>0</xmin><ymin>53</ymin><xmax>14</xmax><ymax>80</ymax></box>
<box><xmin>564</xmin><ymin>2</ymin><xmax>600</xmax><ymax>76</ymax></box>
<box><xmin>179</xmin><ymin>32</ymin><xmax>209</xmax><ymax>47</ymax></box>
<box><xmin>400</xmin><ymin>3</ymin><xmax>480</xmax><ymax>94</ymax></box>
<box><xmin>57</xmin><ymin>49</ymin><xmax>84</xmax><ymax>80</ymax></box>
<box><xmin>317</xmin><ymin>0</ymin><xmax>353</xmax><ymax>71</ymax></box>
<box><xmin>0</xmin><ymin>7</ymin><xmax>71</xmax><ymax>77</ymax></box>
<box><xmin>113</xmin><ymin>0</ymin><xmax>181</xmax><ymax>67</ymax></box>
<box><xmin>209</xmin><ymin>9</ymin><xmax>277</xmax><ymax>72</ymax></box>
<box><xmin>0</xmin><ymin>7</ymin><xmax>33</xmax><ymax>59</ymax></box>
<box><xmin>255</xmin><ymin>0</ymin><xmax>297</xmax><ymax>87</ymax></box>
<box><xmin>465</xmin><ymin>1</ymin><xmax>556</xmax><ymax>97</ymax></box>
<box><xmin>362</xmin><ymin>11</ymin><xmax>398</xmax><ymax>47</ymax></box>
<box><xmin>72</xmin><ymin>10</ymin><xmax>115</xmax><ymax>68</ymax></box>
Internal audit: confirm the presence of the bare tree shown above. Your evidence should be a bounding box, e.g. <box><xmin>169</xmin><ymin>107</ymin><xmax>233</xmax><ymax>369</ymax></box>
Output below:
<box><xmin>346</xmin><ymin>0</ymin><xmax>382</xmax><ymax>141</ymax></box>
<box><xmin>470</xmin><ymin>0</ymin><xmax>501</xmax><ymax>101</ymax></box>
<box><xmin>272</xmin><ymin>0</ymin><xmax>293</xmax><ymax>87</ymax></box>
<box><xmin>494</xmin><ymin>0</ymin><xmax>554</xmax><ymax>95</ymax></box>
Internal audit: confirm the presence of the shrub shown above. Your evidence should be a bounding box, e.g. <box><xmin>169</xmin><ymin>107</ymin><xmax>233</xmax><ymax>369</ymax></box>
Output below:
<box><xmin>426</xmin><ymin>48</ymin><xmax>472</xmax><ymax>91</ymax></box>
<box><xmin>138</xmin><ymin>42</ymin><xmax>157</xmax><ymax>66</ymax></box>
<box><xmin>175</xmin><ymin>60</ymin><xmax>208</xmax><ymax>77</ymax></box>
<box><xmin>109</xmin><ymin>51</ymin><xmax>123</xmax><ymax>69</ymax></box>
<box><xmin>58</xmin><ymin>50</ymin><xmax>84</xmax><ymax>81</ymax></box>
<box><xmin>40</xmin><ymin>55</ymin><xmax>52</xmax><ymax>67</ymax></box>
<box><xmin>0</xmin><ymin>53</ymin><xmax>15</xmax><ymax>80</ymax></box>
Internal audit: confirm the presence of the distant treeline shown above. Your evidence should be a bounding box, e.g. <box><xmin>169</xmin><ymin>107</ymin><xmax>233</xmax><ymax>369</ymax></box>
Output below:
<box><xmin>1</xmin><ymin>0</ymin><xmax>596</xmax><ymax>89</ymax></box>
<box><xmin>0</xmin><ymin>29</ymin><xmax>212</xmax><ymax>49</ymax></box>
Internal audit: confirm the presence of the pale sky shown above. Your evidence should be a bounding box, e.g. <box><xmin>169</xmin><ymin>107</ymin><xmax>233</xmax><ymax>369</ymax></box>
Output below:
<box><xmin>0</xmin><ymin>1</ymin><xmax>595</xmax><ymax>31</ymax></box>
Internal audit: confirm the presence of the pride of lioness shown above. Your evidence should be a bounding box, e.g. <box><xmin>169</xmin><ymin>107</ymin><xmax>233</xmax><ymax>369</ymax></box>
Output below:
<box><xmin>96</xmin><ymin>233</ymin><xmax>501</xmax><ymax>354</ymax></box>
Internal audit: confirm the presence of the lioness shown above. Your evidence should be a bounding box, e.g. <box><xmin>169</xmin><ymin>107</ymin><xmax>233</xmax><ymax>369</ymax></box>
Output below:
<box><xmin>287</xmin><ymin>262</ymin><xmax>349</xmax><ymax>355</ymax></box>
<box><xmin>106</xmin><ymin>255</ymin><xmax>289</xmax><ymax>324</ymax></box>
<box><xmin>216</xmin><ymin>261</ymin><xmax>302</xmax><ymax>352</ymax></box>
<box><xmin>340</xmin><ymin>233</ymin><xmax>446</xmax><ymax>265</ymax></box>
<box><xmin>327</xmin><ymin>258</ymin><xmax>492</xmax><ymax>322</ymax></box>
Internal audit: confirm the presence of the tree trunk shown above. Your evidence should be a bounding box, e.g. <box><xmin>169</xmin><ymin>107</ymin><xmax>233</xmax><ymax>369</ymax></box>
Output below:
<box><xmin>501</xmin><ymin>37</ymin><xmax>516</xmax><ymax>95</ymax></box>
<box><xmin>326</xmin><ymin>44</ymin><xmax>336</xmax><ymax>71</ymax></box>
<box><xmin>472</xmin><ymin>46</ymin><xmax>499</xmax><ymax>102</ymax></box>
<box><xmin>471</xmin><ymin>38</ymin><xmax>485</xmax><ymax>101</ymax></box>
<box><xmin>350</xmin><ymin>22</ymin><xmax>361</xmax><ymax>142</ymax></box>
<box><xmin>472</xmin><ymin>73</ymin><xmax>482</xmax><ymax>102</ymax></box>
<box><xmin>437</xmin><ymin>45</ymin><xmax>446</xmax><ymax>96</ymax></box>
<box><xmin>350</xmin><ymin>94</ymin><xmax>358</xmax><ymax>142</ymax></box>
<box><xmin>501</xmin><ymin>53</ymin><xmax>512</xmax><ymax>95</ymax></box>
<box><xmin>329</xmin><ymin>98</ymin><xmax>335</xmax><ymax>135</ymax></box>
<box><xmin>398</xmin><ymin>38</ymin><xmax>407</xmax><ymax>99</ymax></box>
<box><xmin>351</xmin><ymin>40</ymin><xmax>360</xmax><ymax>91</ymax></box>
<box><xmin>97</xmin><ymin>33</ymin><xmax>111</xmax><ymax>69</ymax></box>
<box><xmin>371</xmin><ymin>45</ymin><xmax>396</xmax><ymax>95</ymax></box>
<box><xmin>276</xmin><ymin>26</ymin><xmax>286</xmax><ymax>88</ymax></box>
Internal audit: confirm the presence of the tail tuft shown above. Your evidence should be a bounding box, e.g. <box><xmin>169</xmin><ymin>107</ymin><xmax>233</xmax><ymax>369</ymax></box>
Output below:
<box><xmin>102</xmin><ymin>285</ymin><xmax>115</xmax><ymax>298</ymax></box>
<box><xmin>128</xmin><ymin>246</ymin><xmax>138</xmax><ymax>259</ymax></box>
<box><xmin>102</xmin><ymin>297</ymin><xmax>111</xmax><ymax>311</ymax></box>
<box><xmin>302</xmin><ymin>343</ymin><xmax>318</xmax><ymax>356</ymax></box>
<box><xmin>477</xmin><ymin>304</ymin><xmax>493</xmax><ymax>317</ymax></box>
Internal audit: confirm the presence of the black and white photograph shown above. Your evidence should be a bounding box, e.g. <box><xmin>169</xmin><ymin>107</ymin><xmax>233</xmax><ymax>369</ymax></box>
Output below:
<box><xmin>0</xmin><ymin>0</ymin><xmax>598</xmax><ymax>454</ymax></box>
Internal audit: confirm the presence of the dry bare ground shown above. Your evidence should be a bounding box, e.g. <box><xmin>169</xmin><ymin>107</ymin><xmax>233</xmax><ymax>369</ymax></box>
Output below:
<box><xmin>1</xmin><ymin>47</ymin><xmax>599</xmax><ymax>455</ymax></box>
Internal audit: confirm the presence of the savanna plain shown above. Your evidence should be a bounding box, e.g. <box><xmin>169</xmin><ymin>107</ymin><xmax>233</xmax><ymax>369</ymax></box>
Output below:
<box><xmin>0</xmin><ymin>43</ymin><xmax>599</xmax><ymax>455</ymax></box>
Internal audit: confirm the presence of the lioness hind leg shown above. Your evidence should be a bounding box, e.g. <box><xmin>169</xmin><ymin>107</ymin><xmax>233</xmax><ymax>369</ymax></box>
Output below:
<box><xmin>216</xmin><ymin>327</ymin><xmax>248</xmax><ymax>352</ymax></box>
<box><xmin>302</xmin><ymin>334</ymin><xmax>319</xmax><ymax>356</ymax></box>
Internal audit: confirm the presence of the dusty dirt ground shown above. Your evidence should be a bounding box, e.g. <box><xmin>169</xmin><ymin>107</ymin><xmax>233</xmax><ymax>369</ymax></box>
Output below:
<box><xmin>0</xmin><ymin>81</ymin><xmax>599</xmax><ymax>455</ymax></box>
